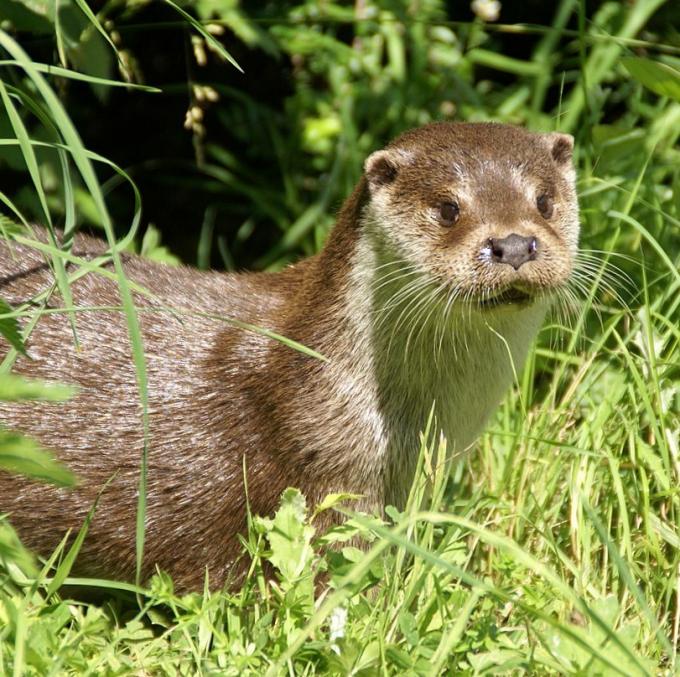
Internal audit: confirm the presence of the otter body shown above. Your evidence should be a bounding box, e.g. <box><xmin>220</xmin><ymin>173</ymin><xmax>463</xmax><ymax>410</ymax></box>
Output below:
<box><xmin>0</xmin><ymin>123</ymin><xmax>579</xmax><ymax>590</ymax></box>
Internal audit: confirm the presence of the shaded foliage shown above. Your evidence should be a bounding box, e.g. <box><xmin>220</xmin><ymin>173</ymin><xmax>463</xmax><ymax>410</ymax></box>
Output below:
<box><xmin>1</xmin><ymin>0</ymin><xmax>677</xmax><ymax>270</ymax></box>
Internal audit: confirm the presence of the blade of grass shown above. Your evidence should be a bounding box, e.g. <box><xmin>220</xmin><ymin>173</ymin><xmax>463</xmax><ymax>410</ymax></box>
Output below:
<box><xmin>364</xmin><ymin>512</ymin><xmax>651</xmax><ymax>676</ymax></box>
<box><xmin>0</xmin><ymin>29</ymin><xmax>151</xmax><ymax>589</ymax></box>
<box><xmin>582</xmin><ymin>498</ymin><xmax>673</xmax><ymax>660</ymax></box>
<box><xmin>0</xmin><ymin>60</ymin><xmax>161</xmax><ymax>90</ymax></box>
<box><xmin>161</xmin><ymin>0</ymin><xmax>243</xmax><ymax>72</ymax></box>
<box><xmin>0</xmin><ymin>79</ymin><xmax>79</xmax><ymax>346</ymax></box>
<box><xmin>71</xmin><ymin>0</ymin><xmax>131</xmax><ymax>77</ymax></box>
<box><xmin>561</xmin><ymin>0</ymin><xmax>669</xmax><ymax>131</ymax></box>
<box><xmin>46</xmin><ymin>477</ymin><xmax>114</xmax><ymax>597</ymax></box>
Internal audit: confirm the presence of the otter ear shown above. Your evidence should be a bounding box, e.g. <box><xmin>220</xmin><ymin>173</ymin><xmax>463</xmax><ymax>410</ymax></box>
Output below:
<box><xmin>546</xmin><ymin>132</ymin><xmax>574</xmax><ymax>165</ymax></box>
<box><xmin>364</xmin><ymin>149</ymin><xmax>411</xmax><ymax>192</ymax></box>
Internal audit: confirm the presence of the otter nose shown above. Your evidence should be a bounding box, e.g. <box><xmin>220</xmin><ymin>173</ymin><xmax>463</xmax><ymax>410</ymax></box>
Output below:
<box><xmin>488</xmin><ymin>234</ymin><xmax>537</xmax><ymax>270</ymax></box>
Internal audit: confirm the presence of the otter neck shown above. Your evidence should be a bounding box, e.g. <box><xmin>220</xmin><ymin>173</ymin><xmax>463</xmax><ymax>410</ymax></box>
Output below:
<box><xmin>287</xmin><ymin>195</ymin><xmax>546</xmax><ymax>507</ymax></box>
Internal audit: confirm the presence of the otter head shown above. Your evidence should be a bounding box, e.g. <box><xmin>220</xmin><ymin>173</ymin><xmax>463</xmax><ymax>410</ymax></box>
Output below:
<box><xmin>362</xmin><ymin>122</ymin><xmax>579</xmax><ymax>310</ymax></box>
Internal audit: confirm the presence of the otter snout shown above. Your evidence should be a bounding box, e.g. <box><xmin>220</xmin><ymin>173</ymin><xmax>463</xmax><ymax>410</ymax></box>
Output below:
<box><xmin>488</xmin><ymin>234</ymin><xmax>538</xmax><ymax>270</ymax></box>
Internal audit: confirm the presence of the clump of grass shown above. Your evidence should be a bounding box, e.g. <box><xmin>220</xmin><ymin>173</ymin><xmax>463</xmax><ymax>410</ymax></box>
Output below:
<box><xmin>0</xmin><ymin>416</ymin><xmax>675</xmax><ymax>674</ymax></box>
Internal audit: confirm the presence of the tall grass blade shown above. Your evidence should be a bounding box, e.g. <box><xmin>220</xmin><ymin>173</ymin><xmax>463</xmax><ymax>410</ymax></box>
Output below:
<box><xmin>0</xmin><ymin>78</ymin><xmax>79</xmax><ymax>345</ymax></box>
<box><xmin>0</xmin><ymin>29</ymin><xmax>151</xmax><ymax>589</ymax></box>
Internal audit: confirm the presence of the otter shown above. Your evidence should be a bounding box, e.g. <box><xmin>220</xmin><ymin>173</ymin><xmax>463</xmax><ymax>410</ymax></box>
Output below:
<box><xmin>0</xmin><ymin>122</ymin><xmax>579</xmax><ymax>591</ymax></box>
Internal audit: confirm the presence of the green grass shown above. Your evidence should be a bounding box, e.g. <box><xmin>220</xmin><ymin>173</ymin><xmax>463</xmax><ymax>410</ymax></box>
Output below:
<box><xmin>1</xmin><ymin>0</ymin><xmax>680</xmax><ymax>674</ymax></box>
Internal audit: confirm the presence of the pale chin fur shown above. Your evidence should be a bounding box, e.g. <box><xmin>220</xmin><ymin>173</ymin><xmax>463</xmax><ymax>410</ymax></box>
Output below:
<box><xmin>342</xmin><ymin>221</ymin><xmax>548</xmax><ymax>508</ymax></box>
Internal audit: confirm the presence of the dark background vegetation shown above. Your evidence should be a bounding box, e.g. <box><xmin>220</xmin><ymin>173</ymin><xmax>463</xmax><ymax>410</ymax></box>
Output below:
<box><xmin>1</xmin><ymin>0</ymin><xmax>678</xmax><ymax>270</ymax></box>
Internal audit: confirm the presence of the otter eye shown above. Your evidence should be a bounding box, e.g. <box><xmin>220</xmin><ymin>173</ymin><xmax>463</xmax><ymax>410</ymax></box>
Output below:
<box><xmin>536</xmin><ymin>193</ymin><xmax>554</xmax><ymax>219</ymax></box>
<box><xmin>439</xmin><ymin>201</ymin><xmax>460</xmax><ymax>227</ymax></box>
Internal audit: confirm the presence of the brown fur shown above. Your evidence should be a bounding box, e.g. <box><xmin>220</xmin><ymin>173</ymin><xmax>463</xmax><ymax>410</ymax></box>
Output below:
<box><xmin>0</xmin><ymin>123</ymin><xmax>579</xmax><ymax>590</ymax></box>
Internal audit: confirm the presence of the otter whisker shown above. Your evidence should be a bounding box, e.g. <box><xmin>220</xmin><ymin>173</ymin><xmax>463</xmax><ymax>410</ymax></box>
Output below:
<box><xmin>573</xmin><ymin>252</ymin><xmax>636</xmax><ymax>306</ymax></box>
<box><xmin>402</xmin><ymin>282</ymin><xmax>445</xmax><ymax>358</ymax></box>
<box><xmin>381</xmin><ymin>277</ymin><xmax>434</xmax><ymax>340</ymax></box>
<box><xmin>563</xmin><ymin>277</ymin><xmax>607</xmax><ymax>331</ymax></box>
<box><xmin>569</xmin><ymin>266</ymin><xmax>630</xmax><ymax>312</ymax></box>
<box><xmin>375</xmin><ymin>277</ymin><xmax>433</xmax><ymax>332</ymax></box>
<box><xmin>571</xmin><ymin>273</ymin><xmax>630</xmax><ymax>312</ymax></box>
<box><xmin>578</xmin><ymin>248</ymin><xmax>645</xmax><ymax>269</ymax></box>
<box><xmin>374</xmin><ymin>274</ymin><xmax>429</xmax><ymax>317</ymax></box>
<box><xmin>371</xmin><ymin>267</ymin><xmax>423</xmax><ymax>297</ymax></box>
<box><xmin>575</xmin><ymin>254</ymin><xmax>635</xmax><ymax>283</ymax></box>
<box><xmin>386</xmin><ymin>282</ymin><xmax>437</xmax><ymax>361</ymax></box>
<box><xmin>573</xmin><ymin>258</ymin><xmax>633</xmax><ymax>294</ymax></box>
<box><xmin>435</xmin><ymin>282</ymin><xmax>464</xmax><ymax>365</ymax></box>
<box><xmin>372</xmin><ymin>258</ymin><xmax>411</xmax><ymax>271</ymax></box>
<box><xmin>405</xmin><ymin>280</ymin><xmax>449</xmax><ymax>362</ymax></box>
<box><xmin>547</xmin><ymin>286</ymin><xmax>579</xmax><ymax>350</ymax></box>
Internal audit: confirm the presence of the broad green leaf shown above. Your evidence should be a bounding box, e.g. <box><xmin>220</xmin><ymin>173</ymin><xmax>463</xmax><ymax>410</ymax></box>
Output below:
<box><xmin>0</xmin><ymin>432</ymin><xmax>75</xmax><ymax>486</ymax></box>
<box><xmin>10</xmin><ymin>0</ymin><xmax>53</xmax><ymax>19</ymax></box>
<box><xmin>0</xmin><ymin>518</ymin><xmax>36</xmax><ymax>576</ymax></box>
<box><xmin>0</xmin><ymin>299</ymin><xmax>26</xmax><ymax>356</ymax></box>
<box><xmin>621</xmin><ymin>56</ymin><xmax>680</xmax><ymax>102</ymax></box>
<box><xmin>58</xmin><ymin>0</ymin><xmax>115</xmax><ymax>99</ymax></box>
<box><xmin>140</xmin><ymin>225</ymin><xmax>181</xmax><ymax>266</ymax></box>
<box><xmin>0</xmin><ymin>373</ymin><xmax>75</xmax><ymax>401</ymax></box>
<box><xmin>265</xmin><ymin>488</ymin><xmax>315</xmax><ymax>584</ymax></box>
<box><xmin>312</xmin><ymin>492</ymin><xmax>362</xmax><ymax>519</ymax></box>
<box><xmin>71</xmin><ymin>0</ymin><xmax>121</xmax><ymax>65</ymax></box>
<box><xmin>0</xmin><ymin>2</ymin><xmax>52</xmax><ymax>33</ymax></box>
